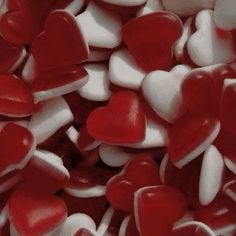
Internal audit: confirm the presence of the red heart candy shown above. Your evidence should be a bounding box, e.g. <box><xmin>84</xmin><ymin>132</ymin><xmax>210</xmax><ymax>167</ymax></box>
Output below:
<box><xmin>0</xmin><ymin>0</ymin><xmax>58</xmax><ymax>45</ymax></box>
<box><xmin>32</xmin><ymin>10</ymin><xmax>88</xmax><ymax>68</ymax></box>
<box><xmin>22</xmin><ymin>150</ymin><xmax>69</xmax><ymax>194</ymax></box>
<box><xmin>0</xmin><ymin>123</ymin><xmax>35</xmax><ymax>177</ymax></box>
<box><xmin>87</xmin><ymin>91</ymin><xmax>146</xmax><ymax>144</ymax></box>
<box><xmin>134</xmin><ymin>186</ymin><xmax>187</xmax><ymax>236</ymax></box>
<box><xmin>194</xmin><ymin>195</ymin><xmax>236</xmax><ymax>231</ymax></box>
<box><xmin>0</xmin><ymin>75</ymin><xmax>36</xmax><ymax>117</ymax></box>
<box><xmin>182</xmin><ymin>65</ymin><xmax>236</xmax><ymax>116</ymax></box>
<box><xmin>31</xmin><ymin>65</ymin><xmax>88</xmax><ymax>102</ymax></box>
<box><xmin>122</xmin><ymin>12</ymin><xmax>183</xmax><ymax>71</ymax></box>
<box><xmin>0</xmin><ymin>37</ymin><xmax>23</xmax><ymax>73</ymax></box>
<box><xmin>8</xmin><ymin>189</ymin><xmax>67</xmax><ymax>235</ymax></box>
<box><xmin>106</xmin><ymin>155</ymin><xmax>160</xmax><ymax>212</ymax></box>
<box><xmin>168</xmin><ymin>113</ymin><xmax>220</xmax><ymax>168</ymax></box>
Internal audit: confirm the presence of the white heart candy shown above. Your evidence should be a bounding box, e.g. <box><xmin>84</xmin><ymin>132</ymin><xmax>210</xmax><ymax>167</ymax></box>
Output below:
<box><xmin>162</xmin><ymin>0</ymin><xmax>216</xmax><ymax>16</ymax></box>
<box><xmin>109</xmin><ymin>49</ymin><xmax>146</xmax><ymax>90</ymax></box>
<box><xmin>199</xmin><ymin>145</ymin><xmax>224</xmax><ymax>205</ymax></box>
<box><xmin>28</xmin><ymin>97</ymin><xmax>74</xmax><ymax>144</ymax></box>
<box><xmin>142</xmin><ymin>65</ymin><xmax>191</xmax><ymax>123</ymax></box>
<box><xmin>214</xmin><ymin>0</ymin><xmax>236</xmax><ymax>31</ymax></box>
<box><xmin>76</xmin><ymin>2</ymin><xmax>122</xmax><ymax>48</ymax></box>
<box><xmin>187</xmin><ymin>10</ymin><xmax>236</xmax><ymax>66</ymax></box>
<box><xmin>78</xmin><ymin>64</ymin><xmax>111</xmax><ymax>101</ymax></box>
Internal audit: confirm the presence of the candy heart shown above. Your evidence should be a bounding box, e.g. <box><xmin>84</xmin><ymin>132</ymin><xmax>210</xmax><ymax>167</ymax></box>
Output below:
<box><xmin>199</xmin><ymin>145</ymin><xmax>224</xmax><ymax>205</ymax></box>
<box><xmin>53</xmin><ymin>213</ymin><xmax>97</xmax><ymax>236</ymax></box>
<box><xmin>214</xmin><ymin>0</ymin><xmax>236</xmax><ymax>31</ymax></box>
<box><xmin>0</xmin><ymin>0</ymin><xmax>56</xmax><ymax>44</ymax></box>
<box><xmin>109</xmin><ymin>49</ymin><xmax>146</xmax><ymax>90</ymax></box>
<box><xmin>106</xmin><ymin>156</ymin><xmax>161</xmax><ymax>212</ymax></box>
<box><xmin>122</xmin><ymin>11</ymin><xmax>183</xmax><ymax>71</ymax></box>
<box><xmin>220</xmin><ymin>79</ymin><xmax>236</xmax><ymax>136</ymax></box>
<box><xmin>134</xmin><ymin>186</ymin><xmax>187</xmax><ymax>236</ymax></box>
<box><xmin>195</xmin><ymin>195</ymin><xmax>236</xmax><ymax>235</ymax></box>
<box><xmin>0</xmin><ymin>123</ymin><xmax>35</xmax><ymax>177</ymax></box>
<box><xmin>168</xmin><ymin>113</ymin><xmax>220</xmax><ymax>168</ymax></box>
<box><xmin>78</xmin><ymin>63</ymin><xmax>112</xmax><ymax>101</ymax></box>
<box><xmin>22</xmin><ymin>149</ymin><xmax>70</xmax><ymax>194</ymax></box>
<box><xmin>86</xmin><ymin>91</ymin><xmax>146</xmax><ymax>145</ymax></box>
<box><xmin>76</xmin><ymin>2</ymin><xmax>122</xmax><ymax>48</ymax></box>
<box><xmin>137</xmin><ymin>0</ymin><xmax>163</xmax><ymax>16</ymax></box>
<box><xmin>0</xmin><ymin>37</ymin><xmax>25</xmax><ymax>73</ymax></box>
<box><xmin>0</xmin><ymin>74</ymin><xmax>36</xmax><ymax>117</ymax></box>
<box><xmin>181</xmin><ymin>65</ymin><xmax>235</xmax><ymax>116</ymax></box>
<box><xmin>162</xmin><ymin>0</ymin><xmax>216</xmax><ymax>16</ymax></box>
<box><xmin>31</xmin><ymin>65</ymin><xmax>88</xmax><ymax>103</ymax></box>
<box><xmin>187</xmin><ymin>10</ymin><xmax>236</xmax><ymax>67</ymax></box>
<box><xmin>32</xmin><ymin>10</ymin><xmax>89</xmax><ymax>68</ymax></box>
<box><xmin>142</xmin><ymin>64</ymin><xmax>191</xmax><ymax>123</ymax></box>
<box><xmin>28</xmin><ymin>97</ymin><xmax>74</xmax><ymax>144</ymax></box>
<box><xmin>8</xmin><ymin>190</ymin><xmax>67</xmax><ymax>236</ymax></box>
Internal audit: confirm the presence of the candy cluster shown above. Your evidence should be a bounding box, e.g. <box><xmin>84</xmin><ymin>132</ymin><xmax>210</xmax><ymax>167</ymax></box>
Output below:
<box><xmin>0</xmin><ymin>0</ymin><xmax>236</xmax><ymax>235</ymax></box>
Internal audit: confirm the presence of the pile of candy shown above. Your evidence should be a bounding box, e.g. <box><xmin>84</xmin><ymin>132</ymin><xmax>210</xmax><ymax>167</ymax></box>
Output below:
<box><xmin>1</xmin><ymin>0</ymin><xmax>236</xmax><ymax>235</ymax></box>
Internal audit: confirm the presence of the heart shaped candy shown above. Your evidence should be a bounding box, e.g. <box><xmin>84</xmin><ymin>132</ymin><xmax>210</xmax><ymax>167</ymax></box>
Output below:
<box><xmin>28</xmin><ymin>96</ymin><xmax>74</xmax><ymax>144</ymax></box>
<box><xmin>142</xmin><ymin>65</ymin><xmax>191</xmax><ymax>123</ymax></box>
<box><xmin>32</xmin><ymin>10</ymin><xmax>89</xmax><ymax>68</ymax></box>
<box><xmin>8</xmin><ymin>189</ymin><xmax>67</xmax><ymax>236</ymax></box>
<box><xmin>122</xmin><ymin>12</ymin><xmax>183</xmax><ymax>71</ymax></box>
<box><xmin>86</xmin><ymin>91</ymin><xmax>146</xmax><ymax>144</ymax></box>
<box><xmin>76</xmin><ymin>2</ymin><xmax>122</xmax><ymax>49</ymax></box>
<box><xmin>187</xmin><ymin>10</ymin><xmax>236</xmax><ymax>66</ymax></box>
<box><xmin>0</xmin><ymin>36</ymin><xmax>25</xmax><ymax>73</ymax></box>
<box><xmin>78</xmin><ymin>63</ymin><xmax>112</xmax><ymax>102</ymax></box>
<box><xmin>31</xmin><ymin>65</ymin><xmax>88</xmax><ymax>103</ymax></box>
<box><xmin>134</xmin><ymin>186</ymin><xmax>187</xmax><ymax>236</ymax></box>
<box><xmin>106</xmin><ymin>156</ymin><xmax>161</xmax><ymax>212</ymax></box>
<box><xmin>22</xmin><ymin>149</ymin><xmax>70</xmax><ymax>194</ymax></box>
<box><xmin>0</xmin><ymin>0</ymin><xmax>56</xmax><ymax>44</ymax></box>
<box><xmin>0</xmin><ymin>123</ymin><xmax>35</xmax><ymax>177</ymax></box>
<box><xmin>109</xmin><ymin>49</ymin><xmax>146</xmax><ymax>90</ymax></box>
<box><xmin>0</xmin><ymin>74</ymin><xmax>36</xmax><ymax>117</ymax></box>
<box><xmin>168</xmin><ymin>113</ymin><xmax>220</xmax><ymax>168</ymax></box>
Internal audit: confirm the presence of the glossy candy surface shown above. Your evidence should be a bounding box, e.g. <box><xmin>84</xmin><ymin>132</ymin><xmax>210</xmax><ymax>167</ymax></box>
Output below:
<box><xmin>0</xmin><ymin>0</ymin><xmax>236</xmax><ymax>235</ymax></box>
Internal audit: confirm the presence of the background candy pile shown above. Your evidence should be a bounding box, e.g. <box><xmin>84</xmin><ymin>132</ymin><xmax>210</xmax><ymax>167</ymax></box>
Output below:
<box><xmin>0</xmin><ymin>0</ymin><xmax>236</xmax><ymax>235</ymax></box>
